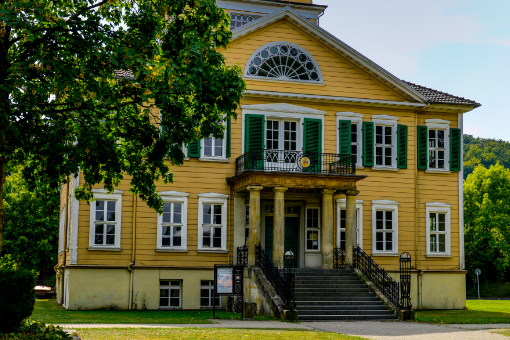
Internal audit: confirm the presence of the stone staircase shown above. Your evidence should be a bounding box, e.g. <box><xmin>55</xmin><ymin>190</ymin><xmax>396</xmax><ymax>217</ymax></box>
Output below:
<box><xmin>294</xmin><ymin>268</ymin><xmax>397</xmax><ymax>321</ymax></box>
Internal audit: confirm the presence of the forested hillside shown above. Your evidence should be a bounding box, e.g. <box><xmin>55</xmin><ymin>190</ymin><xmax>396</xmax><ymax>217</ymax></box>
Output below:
<box><xmin>464</xmin><ymin>135</ymin><xmax>510</xmax><ymax>179</ymax></box>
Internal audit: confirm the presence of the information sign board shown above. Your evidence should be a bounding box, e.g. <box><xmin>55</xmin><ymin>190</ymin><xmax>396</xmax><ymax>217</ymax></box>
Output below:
<box><xmin>216</xmin><ymin>267</ymin><xmax>233</xmax><ymax>294</ymax></box>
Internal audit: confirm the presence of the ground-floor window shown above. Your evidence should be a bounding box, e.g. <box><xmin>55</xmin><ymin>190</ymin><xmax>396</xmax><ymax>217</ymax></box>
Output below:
<box><xmin>159</xmin><ymin>280</ymin><xmax>181</xmax><ymax>308</ymax></box>
<box><xmin>200</xmin><ymin>280</ymin><xmax>220</xmax><ymax>307</ymax></box>
<box><xmin>336</xmin><ymin>199</ymin><xmax>363</xmax><ymax>250</ymax></box>
<box><xmin>371</xmin><ymin>200</ymin><xmax>399</xmax><ymax>255</ymax></box>
<box><xmin>425</xmin><ymin>202</ymin><xmax>451</xmax><ymax>256</ymax></box>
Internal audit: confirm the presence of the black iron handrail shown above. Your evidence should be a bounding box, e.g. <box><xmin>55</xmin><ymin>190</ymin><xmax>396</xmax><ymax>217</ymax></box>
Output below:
<box><xmin>237</xmin><ymin>246</ymin><xmax>248</xmax><ymax>266</ymax></box>
<box><xmin>255</xmin><ymin>243</ymin><xmax>294</xmax><ymax>308</ymax></box>
<box><xmin>333</xmin><ymin>248</ymin><xmax>346</xmax><ymax>269</ymax></box>
<box><xmin>235</xmin><ymin>149</ymin><xmax>355</xmax><ymax>176</ymax></box>
<box><xmin>354</xmin><ymin>246</ymin><xmax>400</xmax><ymax>308</ymax></box>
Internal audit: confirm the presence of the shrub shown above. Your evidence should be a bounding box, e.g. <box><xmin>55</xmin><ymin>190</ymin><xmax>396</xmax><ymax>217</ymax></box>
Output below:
<box><xmin>0</xmin><ymin>321</ymin><xmax>71</xmax><ymax>340</ymax></box>
<box><xmin>0</xmin><ymin>269</ymin><xmax>36</xmax><ymax>333</ymax></box>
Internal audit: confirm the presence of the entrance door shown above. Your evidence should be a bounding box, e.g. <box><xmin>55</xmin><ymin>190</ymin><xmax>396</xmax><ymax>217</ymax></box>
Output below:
<box><xmin>264</xmin><ymin>216</ymin><xmax>300</xmax><ymax>268</ymax></box>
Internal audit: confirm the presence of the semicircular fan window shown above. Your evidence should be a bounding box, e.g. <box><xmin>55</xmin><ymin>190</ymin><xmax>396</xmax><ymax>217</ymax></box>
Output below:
<box><xmin>246</xmin><ymin>43</ymin><xmax>322</xmax><ymax>82</ymax></box>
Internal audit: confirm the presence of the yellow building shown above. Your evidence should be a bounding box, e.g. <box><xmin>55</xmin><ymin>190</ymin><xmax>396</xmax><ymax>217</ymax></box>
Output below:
<box><xmin>56</xmin><ymin>0</ymin><xmax>479</xmax><ymax>317</ymax></box>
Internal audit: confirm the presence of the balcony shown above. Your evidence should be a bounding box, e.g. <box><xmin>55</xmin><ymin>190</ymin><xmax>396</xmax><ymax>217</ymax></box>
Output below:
<box><xmin>235</xmin><ymin>149</ymin><xmax>356</xmax><ymax>177</ymax></box>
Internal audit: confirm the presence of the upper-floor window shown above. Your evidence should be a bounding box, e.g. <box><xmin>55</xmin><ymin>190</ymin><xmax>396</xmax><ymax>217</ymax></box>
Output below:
<box><xmin>428</xmin><ymin>129</ymin><xmax>446</xmax><ymax>169</ymax></box>
<box><xmin>245</xmin><ymin>42</ymin><xmax>323</xmax><ymax>83</ymax></box>
<box><xmin>229</xmin><ymin>13</ymin><xmax>261</xmax><ymax>30</ymax></box>
<box><xmin>186</xmin><ymin>118</ymin><xmax>231</xmax><ymax>161</ymax></box>
<box><xmin>337</xmin><ymin>113</ymin><xmax>363</xmax><ymax>167</ymax></box>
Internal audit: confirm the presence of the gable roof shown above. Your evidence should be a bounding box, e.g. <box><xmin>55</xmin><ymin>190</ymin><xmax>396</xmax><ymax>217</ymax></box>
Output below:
<box><xmin>232</xmin><ymin>6</ymin><xmax>480</xmax><ymax>108</ymax></box>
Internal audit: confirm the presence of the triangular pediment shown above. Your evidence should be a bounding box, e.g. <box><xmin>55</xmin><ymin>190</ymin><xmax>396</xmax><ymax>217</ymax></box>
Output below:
<box><xmin>230</xmin><ymin>7</ymin><xmax>428</xmax><ymax>104</ymax></box>
<box><xmin>241</xmin><ymin>103</ymin><xmax>326</xmax><ymax>115</ymax></box>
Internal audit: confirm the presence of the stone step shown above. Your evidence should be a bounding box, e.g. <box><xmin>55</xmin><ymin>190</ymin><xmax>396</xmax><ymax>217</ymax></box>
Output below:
<box><xmin>299</xmin><ymin>309</ymin><xmax>394</xmax><ymax>316</ymax></box>
<box><xmin>295</xmin><ymin>283</ymin><xmax>367</xmax><ymax>289</ymax></box>
<box><xmin>295</xmin><ymin>277</ymin><xmax>361</xmax><ymax>282</ymax></box>
<box><xmin>295</xmin><ymin>305</ymin><xmax>390</xmax><ymax>311</ymax></box>
<box><xmin>299</xmin><ymin>314</ymin><xmax>397</xmax><ymax>321</ymax></box>
<box><xmin>294</xmin><ymin>299</ymin><xmax>383</xmax><ymax>305</ymax></box>
<box><xmin>294</xmin><ymin>287</ymin><xmax>373</xmax><ymax>294</ymax></box>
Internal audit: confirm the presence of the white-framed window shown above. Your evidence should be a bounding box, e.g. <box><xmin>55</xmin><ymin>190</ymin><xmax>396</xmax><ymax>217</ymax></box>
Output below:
<box><xmin>426</xmin><ymin>119</ymin><xmax>450</xmax><ymax>172</ymax></box>
<box><xmin>159</xmin><ymin>280</ymin><xmax>181</xmax><ymax>308</ymax></box>
<box><xmin>266</xmin><ymin>118</ymin><xmax>300</xmax><ymax>163</ymax></box>
<box><xmin>426</xmin><ymin>202</ymin><xmax>451</xmax><ymax>256</ymax></box>
<box><xmin>337</xmin><ymin>113</ymin><xmax>363</xmax><ymax>167</ymax></box>
<box><xmin>305</xmin><ymin>207</ymin><xmax>320</xmax><ymax>251</ymax></box>
<box><xmin>198</xmin><ymin>193</ymin><xmax>229</xmax><ymax>251</ymax></box>
<box><xmin>336</xmin><ymin>199</ymin><xmax>363</xmax><ymax>249</ymax></box>
<box><xmin>202</xmin><ymin>137</ymin><xmax>225</xmax><ymax>158</ymax></box>
<box><xmin>245</xmin><ymin>41</ymin><xmax>323</xmax><ymax>83</ymax></box>
<box><xmin>88</xmin><ymin>190</ymin><xmax>122</xmax><ymax>250</ymax></box>
<box><xmin>372</xmin><ymin>115</ymin><xmax>398</xmax><ymax>169</ymax></box>
<box><xmin>229</xmin><ymin>12</ymin><xmax>262</xmax><ymax>30</ymax></box>
<box><xmin>200</xmin><ymin>280</ymin><xmax>220</xmax><ymax>307</ymax></box>
<box><xmin>372</xmin><ymin>200</ymin><xmax>399</xmax><ymax>255</ymax></box>
<box><xmin>157</xmin><ymin>191</ymin><xmax>188</xmax><ymax>251</ymax></box>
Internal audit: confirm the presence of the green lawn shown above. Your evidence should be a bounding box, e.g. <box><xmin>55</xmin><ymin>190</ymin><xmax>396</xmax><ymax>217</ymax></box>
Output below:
<box><xmin>31</xmin><ymin>300</ymin><xmax>274</xmax><ymax>324</ymax></box>
<box><xmin>75</xmin><ymin>328</ymin><xmax>368</xmax><ymax>340</ymax></box>
<box><xmin>415</xmin><ymin>300</ymin><xmax>510</xmax><ymax>324</ymax></box>
<box><xmin>493</xmin><ymin>329</ymin><xmax>510</xmax><ymax>337</ymax></box>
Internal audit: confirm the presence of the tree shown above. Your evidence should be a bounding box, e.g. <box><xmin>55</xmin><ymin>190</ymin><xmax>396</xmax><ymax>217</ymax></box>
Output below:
<box><xmin>464</xmin><ymin>163</ymin><xmax>510</xmax><ymax>283</ymax></box>
<box><xmin>0</xmin><ymin>0</ymin><xmax>246</xmax><ymax>252</ymax></box>
<box><xmin>1</xmin><ymin>165</ymin><xmax>59</xmax><ymax>278</ymax></box>
<box><xmin>463</xmin><ymin>134</ymin><xmax>510</xmax><ymax>179</ymax></box>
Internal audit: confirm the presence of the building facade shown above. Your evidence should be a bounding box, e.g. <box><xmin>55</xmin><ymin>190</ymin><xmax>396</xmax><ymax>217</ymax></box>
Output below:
<box><xmin>56</xmin><ymin>0</ymin><xmax>479</xmax><ymax>311</ymax></box>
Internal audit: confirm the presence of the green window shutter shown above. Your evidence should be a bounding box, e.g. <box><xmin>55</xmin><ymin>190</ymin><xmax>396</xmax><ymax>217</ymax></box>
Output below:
<box><xmin>187</xmin><ymin>139</ymin><xmax>201</xmax><ymax>158</ymax></box>
<box><xmin>417</xmin><ymin>125</ymin><xmax>428</xmax><ymax>170</ymax></box>
<box><xmin>303</xmin><ymin>118</ymin><xmax>322</xmax><ymax>154</ymax></box>
<box><xmin>362</xmin><ymin>122</ymin><xmax>374</xmax><ymax>167</ymax></box>
<box><xmin>226</xmin><ymin>117</ymin><xmax>231</xmax><ymax>158</ymax></box>
<box><xmin>304</xmin><ymin>118</ymin><xmax>322</xmax><ymax>173</ymax></box>
<box><xmin>244</xmin><ymin>114</ymin><xmax>265</xmax><ymax>153</ymax></box>
<box><xmin>338</xmin><ymin>120</ymin><xmax>352</xmax><ymax>155</ymax></box>
<box><xmin>397</xmin><ymin>124</ymin><xmax>408</xmax><ymax>169</ymax></box>
<box><xmin>450</xmin><ymin>128</ymin><xmax>461</xmax><ymax>171</ymax></box>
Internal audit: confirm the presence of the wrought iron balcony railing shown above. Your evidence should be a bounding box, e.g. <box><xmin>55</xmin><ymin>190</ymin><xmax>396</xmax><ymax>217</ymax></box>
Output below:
<box><xmin>235</xmin><ymin>149</ymin><xmax>355</xmax><ymax>177</ymax></box>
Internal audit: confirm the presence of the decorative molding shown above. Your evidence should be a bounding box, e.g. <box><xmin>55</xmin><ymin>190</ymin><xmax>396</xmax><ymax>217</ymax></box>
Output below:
<box><xmin>91</xmin><ymin>189</ymin><xmax>123</xmax><ymax>194</ymax></box>
<box><xmin>372</xmin><ymin>200</ymin><xmax>399</xmax><ymax>205</ymax></box>
<box><xmin>198</xmin><ymin>157</ymin><xmax>230</xmax><ymax>163</ymax></box>
<box><xmin>198</xmin><ymin>192</ymin><xmax>229</xmax><ymax>199</ymax></box>
<box><xmin>372</xmin><ymin>114</ymin><xmax>399</xmax><ymax>121</ymax></box>
<box><xmin>425</xmin><ymin>170</ymin><xmax>452</xmax><ymax>175</ymax></box>
<box><xmin>425</xmin><ymin>202</ymin><xmax>452</xmax><ymax>208</ymax></box>
<box><xmin>336</xmin><ymin>112</ymin><xmax>364</xmax><ymax>118</ymax></box>
<box><xmin>159</xmin><ymin>191</ymin><xmax>189</xmax><ymax>197</ymax></box>
<box><xmin>241</xmin><ymin>103</ymin><xmax>327</xmax><ymax>116</ymax></box>
<box><xmin>425</xmin><ymin>119</ymin><xmax>451</xmax><ymax>125</ymax></box>
<box><xmin>336</xmin><ymin>199</ymin><xmax>364</xmax><ymax>204</ymax></box>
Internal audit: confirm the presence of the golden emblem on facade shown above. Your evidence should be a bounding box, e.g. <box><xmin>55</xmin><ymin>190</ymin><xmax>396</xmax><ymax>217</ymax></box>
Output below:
<box><xmin>300</xmin><ymin>157</ymin><xmax>311</xmax><ymax>168</ymax></box>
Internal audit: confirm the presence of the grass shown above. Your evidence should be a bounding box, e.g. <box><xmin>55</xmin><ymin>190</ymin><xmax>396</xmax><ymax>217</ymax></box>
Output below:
<box><xmin>31</xmin><ymin>300</ymin><xmax>275</xmax><ymax>324</ymax></box>
<box><xmin>74</xmin><ymin>328</ymin><xmax>368</xmax><ymax>340</ymax></box>
<box><xmin>415</xmin><ymin>300</ymin><xmax>510</xmax><ymax>324</ymax></box>
<box><xmin>493</xmin><ymin>329</ymin><xmax>510</xmax><ymax>337</ymax></box>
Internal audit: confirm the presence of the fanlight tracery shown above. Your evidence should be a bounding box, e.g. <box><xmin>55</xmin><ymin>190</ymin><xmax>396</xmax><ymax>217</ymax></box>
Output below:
<box><xmin>246</xmin><ymin>43</ymin><xmax>322</xmax><ymax>82</ymax></box>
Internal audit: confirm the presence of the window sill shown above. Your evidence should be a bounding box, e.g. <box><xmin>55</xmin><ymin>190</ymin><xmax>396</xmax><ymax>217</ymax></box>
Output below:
<box><xmin>198</xmin><ymin>157</ymin><xmax>230</xmax><ymax>163</ymax></box>
<box><xmin>371</xmin><ymin>252</ymin><xmax>399</xmax><ymax>257</ymax></box>
<box><xmin>371</xmin><ymin>166</ymin><xmax>399</xmax><ymax>172</ymax></box>
<box><xmin>425</xmin><ymin>169</ymin><xmax>452</xmax><ymax>174</ymax></box>
<box><xmin>305</xmin><ymin>250</ymin><xmax>321</xmax><ymax>253</ymax></box>
<box><xmin>196</xmin><ymin>249</ymin><xmax>229</xmax><ymax>254</ymax></box>
<box><xmin>156</xmin><ymin>248</ymin><xmax>189</xmax><ymax>253</ymax></box>
<box><xmin>356</xmin><ymin>165</ymin><xmax>365</xmax><ymax>170</ymax></box>
<box><xmin>426</xmin><ymin>254</ymin><xmax>452</xmax><ymax>258</ymax></box>
<box><xmin>88</xmin><ymin>246</ymin><xmax>122</xmax><ymax>252</ymax></box>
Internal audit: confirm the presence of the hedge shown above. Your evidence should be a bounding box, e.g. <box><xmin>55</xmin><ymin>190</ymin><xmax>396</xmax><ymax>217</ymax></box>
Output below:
<box><xmin>0</xmin><ymin>269</ymin><xmax>35</xmax><ymax>333</ymax></box>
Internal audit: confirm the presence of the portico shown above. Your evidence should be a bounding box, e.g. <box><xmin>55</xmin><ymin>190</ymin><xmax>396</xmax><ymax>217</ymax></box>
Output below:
<box><xmin>229</xmin><ymin>170</ymin><xmax>366</xmax><ymax>269</ymax></box>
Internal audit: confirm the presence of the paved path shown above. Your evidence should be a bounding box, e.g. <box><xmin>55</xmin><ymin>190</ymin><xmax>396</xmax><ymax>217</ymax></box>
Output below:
<box><xmin>58</xmin><ymin>320</ymin><xmax>510</xmax><ymax>340</ymax></box>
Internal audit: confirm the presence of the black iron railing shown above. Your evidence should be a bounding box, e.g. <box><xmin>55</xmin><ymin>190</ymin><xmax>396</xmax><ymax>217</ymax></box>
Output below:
<box><xmin>354</xmin><ymin>246</ymin><xmax>400</xmax><ymax>308</ymax></box>
<box><xmin>255</xmin><ymin>243</ymin><xmax>294</xmax><ymax>308</ymax></box>
<box><xmin>333</xmin><ymin>248</ymin><xmax>346</xmax><ymax>269</ymax></box>
<box><xmin>235</xmin><ymin>149</ymin><xmax>355</xmax><ymax>176</ymax></box>
<box><xmin>237</xmin><ymin>246</ymin><xmax>248</xmax><ymax>266</ymax></box>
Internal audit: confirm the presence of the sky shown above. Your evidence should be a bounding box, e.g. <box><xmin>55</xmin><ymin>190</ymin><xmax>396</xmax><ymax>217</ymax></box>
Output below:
<box><xmin>318</xmin><ymin>0</ymin><xmax>510</xmax><ymax>142</ymax></box>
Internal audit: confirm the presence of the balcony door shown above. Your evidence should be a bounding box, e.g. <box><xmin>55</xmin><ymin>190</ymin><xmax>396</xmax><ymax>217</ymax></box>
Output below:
<box><xmin>266</xmin><ymin>119</ymin><xmax>300</xmax><ymax>169</ymax></box>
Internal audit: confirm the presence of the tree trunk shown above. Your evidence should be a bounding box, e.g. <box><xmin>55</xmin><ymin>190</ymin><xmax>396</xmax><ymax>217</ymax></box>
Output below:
<box><xmin>0</xmin><ymin>154</ymin><xmax>5</xmax><ymax>255</ymax></box>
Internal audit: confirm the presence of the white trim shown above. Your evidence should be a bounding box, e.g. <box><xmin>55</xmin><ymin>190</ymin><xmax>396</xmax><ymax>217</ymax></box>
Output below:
<box><xmin>218</xmin><ymin>1</ymin><xmax>324</xmax><ymax>20</ymax></box>
<box><xmin>241</xmin><ymin>103</ymin><xmax>326</xmax><ymax>116</ymax></box>
<box><xmin>336</xmin><ymin>112</ymin><xmax>364</xmax><ymax>118</ymax></box>
<box><xmin>244</xmin><ymin>41</ymin><xmax>323</xmax><ymax>84</ymax></box>
<box><xmin>70</xmin><ymin>172</ymin><xmax>80</xmax><ymax>264</ymax></box>
<box><xmin>425</xmin><ymin>203</ymin><xmax>451</xmax><ymax>256</ymax></box>
<box><xmin>305</xmin><ymin>206</ymin><xmax>321</xmax><ymax>252</ymax></box>
<box><xmin>372</xmin><ymin>115</ymin><xmax>399</xmax><ymax>122</ymax></box>
<box><xmin>201</xmin><ymin>135</ymin><xmax>227</xmax><ymax>159</ymax></box>
<box><xmin>198</xmin><ymin>192</ymin><xmax>229</xmax><ymax>199</ymax></box>
<box><xmin>425</xmin><ymin>119</ymin><xmax>451</xmax><ymax>126</ymax></box>
<box><xmin>156</xmin><ymin>249</ymin><xmax>189</xmax><ymax>253</ymax></box>
<box><xmin>196</xmin><ymin>249</ymin><xmax>229</xmax><ymax>254</ymax></box>
<box><xmin>58</xmin><ymin>208</ymin><xmax>66</xmax><ymax>255</ymax></box>
<box><xmin>91</xmin><ymin>189</ymin><xmax>123</xmax><ymax>194</ymax></box>
<box><xmin>425</xmin><ymin>170</ymin><xmax>452</xmax><ymax>174</ymax></box>
<box><xmin>156</xmin><ymin>194</ymin><xmax>188</xmax><ymax>251</ymax></box>
<box><xmin>87</xmin><ymin>247</ymin><xmax>122</xmax><ymax>251</ymax></box>
<box><xmin>372</xmin><ymin>201</ymin><xmax>399</xmax><ymax>255</ymax></box>
<box><xmin>459</xmin><ymin>113</ymin><xmax>465</xmax><ymax>270</ymax></box>
<box><xmin>198</xmin><ymin>196</ymin><xmax>228</xmax><ymax>250</ymax></box>
<box><xmin>231</xmin><ymin>7</ymin><xmax>427</xmax><ymax>103</ymax></box>
<box><xmin>245</xmin><ymin>90</ymin><xmax>427</xmax><ymax>109</ymax></box>
<box><xmin>88</xmin><ymin>192</ymin><xmax>122</xmax><ymax>250</ymax></box>
<box><xmin>198</xmin><ymin>157</ymin><xmax>230</xmax><ymax>163</ymax></box>
<box><xmin>245</xmin><ymin>77</ymin><xmax>327</xmax><ymax>87</ymax></box>
<box><xmin>336</xmin><ymin>199</ymin><xmax>364</xmax><ymax>249</ymax></box>
<box><xmin>371</xmin><ymin>166</ymin><xmax>399</xmax><ymax>172</ymax></box>
<box><xmin>159</xmin><ymin>191</ymin><xmax>189</xmax><ymax>197</ymax></box>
